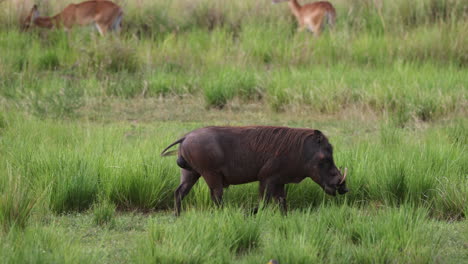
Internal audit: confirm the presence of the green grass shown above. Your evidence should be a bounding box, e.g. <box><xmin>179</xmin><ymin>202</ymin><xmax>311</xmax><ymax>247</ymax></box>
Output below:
<box><xmin>0</xmin><ymin>206</ymin><xmax>466</xmax><ymax>264</ymax></box>
<box><xmin>1</xmin><ymin>0</ymin><xmax>466</xmax><ymax>112</ymax></box>
<box><xmin>0</xmin><ymin>115</ymin><xmax>465</xmax><ymax>218</ymax></box>
<box><xmin>0</xmin><ymin>0</ymin><xmax>467</xmax><ymax>262</ymax></box>
<box><xmin>1</xmin><ymin>105</ymin><xmax>464</xmax><ymax>262</ymax></box>
<box><xmin>136</xmin><ymin>205</ymin><xmax>444</xmax><ymax>264</ymax></box>
<box><xmin>0</xmin><ymin>226</ymin><xmax>97</xmax><ymax>264</ymax></box>
<box><xmin>0</xmin><ymin>166</ymin><xmax>38</xmax><ymax>232</ymax></box>
<box><xmin>92</xmin><ymin>198</ymin><xmax>116</xmax><ymax>226</ymax></box>
<box><xmin>202</xmin><ymin>66</ymin><xmax>259</xmax><ymax>108</ymax></box>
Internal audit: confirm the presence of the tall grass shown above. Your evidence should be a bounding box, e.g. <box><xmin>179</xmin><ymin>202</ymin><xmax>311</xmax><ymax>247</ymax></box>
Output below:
<box><xmin>2</xmin><ymin>0</ymin><xmax>466</xmax><ymax>31</ymax></box>
<box><xmin>0</xmin><ymin>165</ymin><xmax>38</xmax><ymax>232</ymax></box>
<box><xmin>136</xmin><ymin>205</ymin><xmax>444</xmax><ymax>263</ymax></box>
<box><xmin>0</xmin><ymin>115</ymin><xmax>465</xmax><ymax>219</ymax></box>
<box><xmin>0</xmin><ymin>227</ymin><xmax>96</xmax><ymax>263</ymax></box>
<box><xmin>92</xmin><ymin>198</ymin><xmax>116</xmax><ymax>226</ymax></box>
<box><xmin>0</xmin><ymin>0</ymin><xmax>466</xmax><ymax>112</ymax></box>
<box><xmin>202</xmin><ymin>66</ymin><xmax>258</xmax><ymax>108</ymax></box>
<box><xmin>138</xmin><ymin>208</ymin><xmax>262</xmax><ymax>263</ymax></box>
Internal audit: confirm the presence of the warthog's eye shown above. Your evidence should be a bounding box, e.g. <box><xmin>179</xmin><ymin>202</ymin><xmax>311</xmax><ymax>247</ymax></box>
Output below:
<box><xmin>318</xmin><ymin>159</ymin><xmax>331</xmax><ymax>169</ymax></box>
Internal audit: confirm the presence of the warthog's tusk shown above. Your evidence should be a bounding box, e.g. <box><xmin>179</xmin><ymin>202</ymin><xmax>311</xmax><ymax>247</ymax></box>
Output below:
<box><xmin>340</xmin><ymin>167</ymin><xmax>347</xmax><ymax>184</ymax></box>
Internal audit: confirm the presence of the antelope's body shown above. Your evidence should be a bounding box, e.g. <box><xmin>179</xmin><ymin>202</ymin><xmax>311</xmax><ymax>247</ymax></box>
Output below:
<box><xmin>274</xmin><ymin>0</ymin><xmax>336</xmax><ymax>36</ymax></box>
<box><xmin>22</xmin><ymin>0</ymin><xmax>123</xmax><ymax>35</ymax></box>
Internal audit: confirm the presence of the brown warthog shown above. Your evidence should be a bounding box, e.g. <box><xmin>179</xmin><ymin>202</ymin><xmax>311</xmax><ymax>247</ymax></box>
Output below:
<box><xmin>161</xmin><ymin>126</ymin><xmax>348</xmax><ymax>215</ymax></box>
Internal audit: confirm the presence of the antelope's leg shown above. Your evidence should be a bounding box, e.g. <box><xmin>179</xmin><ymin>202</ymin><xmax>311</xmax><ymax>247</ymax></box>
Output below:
<box><xmin>94</xmin><ymin>22</ymin><xmax>104</xmax><ymax>36</ymax></box>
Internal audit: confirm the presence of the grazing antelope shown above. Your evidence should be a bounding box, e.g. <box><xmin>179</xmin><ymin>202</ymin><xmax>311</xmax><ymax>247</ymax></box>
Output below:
<box><xmin>22</xmin><ymin>0</ymin><xmax>123</xmax><ymax>35</ymax></box>
<box><xmin>273</xmin><ymin>0</ymin><xmax>336</xmax><ymax>36</ymax></box>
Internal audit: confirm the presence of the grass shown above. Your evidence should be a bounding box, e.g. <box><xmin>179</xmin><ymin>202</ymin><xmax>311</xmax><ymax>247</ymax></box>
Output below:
<box><xmin>93</xmin><ymin>199</ymin><xmax>116</xmax><ymax>226</ymax></box>
<box><xmin>0</xmin><ymin>0</ymin><xmax>466</xmax><ymax>113</ymax></box>
<box><xmin>0</xmin><ymin>226</ymin><xmax>97</xmax><ymax>264</ymax></box>
<box><xmin>2</xmin><ymin>105</ymin><xmax>464</xmax><ymax>262</ymax></box>
<box><xmin>0</xmin><ymin>206</ymin><xmax>466</xmax><ymax>264</ymax></box>
<box><xmin>202</xmin><ymin>66</ymin><xmax>259</xmax><ymax>108</ymax></box>
<box><xmin>0</xmin><ymin>114</ymin><xmax>465</xmax><ymax>218</ymax></box>
<box><xmin>0</xmin><ymin>165</ymin><xmax>38</xmax><ymax>232</ymax></box>
<box><xmin>0</xmin><ymin>0</ymin><xmax>467</xmax><ymax>262</ymax></box>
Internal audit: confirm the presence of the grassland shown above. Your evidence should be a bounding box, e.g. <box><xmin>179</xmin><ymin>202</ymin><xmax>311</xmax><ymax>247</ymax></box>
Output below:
<box><xmin>0</xmin><ymin>0</ymin><xmax>467</xmax><ymax>263</ymax></box>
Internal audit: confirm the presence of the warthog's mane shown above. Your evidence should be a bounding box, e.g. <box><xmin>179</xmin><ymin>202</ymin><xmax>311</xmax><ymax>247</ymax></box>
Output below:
<box><xmin>242</xmin><ymin>126</ymin><xmax>326</xmax><ymax>156</ymax></box>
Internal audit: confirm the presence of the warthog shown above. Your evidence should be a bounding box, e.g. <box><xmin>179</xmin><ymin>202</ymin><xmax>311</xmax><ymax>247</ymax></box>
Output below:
<box><xmin>161</xmin><ymin>126</ymin><xmax>348</xmax><ymax>215</ymax></box>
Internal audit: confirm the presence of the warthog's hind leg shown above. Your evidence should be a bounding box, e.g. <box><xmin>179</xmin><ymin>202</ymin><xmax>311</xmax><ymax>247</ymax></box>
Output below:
<box><xmin>174</xmin><ymin>169</ymin><xmax>200</xmax><ymax>216</ymax></box>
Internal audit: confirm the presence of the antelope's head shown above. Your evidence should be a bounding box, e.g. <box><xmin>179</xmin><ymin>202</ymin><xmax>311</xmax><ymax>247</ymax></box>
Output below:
<box><xmin>21</xmin><ymin>5</ymin><xmax>39</xmax><ymax>31</ymax></box>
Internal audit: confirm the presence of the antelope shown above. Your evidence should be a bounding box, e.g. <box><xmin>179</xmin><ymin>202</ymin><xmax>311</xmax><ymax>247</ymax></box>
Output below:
<box><xmin>273</xmin><ymin>0</ymin><xmax>336</xmax><ymax>36</ymax></box>
<box><xmin>21</xmin><ymin>0</ymin><xmax>123</xmax><ymax>35</ymax></box>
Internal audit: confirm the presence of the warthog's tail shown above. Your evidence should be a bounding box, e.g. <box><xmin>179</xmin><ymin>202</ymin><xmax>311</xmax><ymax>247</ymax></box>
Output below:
<box><xmin>160</xmin><ymin>137</ymin><xmax>185</xmax><ymax>157</ymax></box>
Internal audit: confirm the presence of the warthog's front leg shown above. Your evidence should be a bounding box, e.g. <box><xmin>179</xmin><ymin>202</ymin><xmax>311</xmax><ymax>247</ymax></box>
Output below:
<box><xmin>273</xmin><ymin>184</ymin><xmax>287</xmax><ymax>214</ymax></box>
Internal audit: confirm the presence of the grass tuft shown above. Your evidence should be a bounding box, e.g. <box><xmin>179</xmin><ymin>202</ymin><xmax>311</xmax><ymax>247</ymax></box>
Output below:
<box><xmin>37</xmin><ymin>50</ymin><xmax>60</xmax><ymax>70</ymax></box>
<box><xmin>0</xmin><ymin>167</ymin><xmax>37</xmax><ymax>232</ymax></box>
<box><xmin>203</xmin><ymin>67</ymin><xmax>258</xmax><ymax>108</ymax></box>
<box><xmin>92</xmin><ymin>199</ymin><xmax>116</xmax><ymax>226</ymax></box>
<box><xmin>48</xmin><ymin>156</ymin><xmax>99</xmax><ymax>213</ymax></box>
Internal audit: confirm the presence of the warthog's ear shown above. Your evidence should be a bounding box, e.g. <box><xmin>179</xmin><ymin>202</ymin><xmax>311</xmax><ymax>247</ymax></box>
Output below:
<box><xmin>313</xmin><ymin>130</ymin><xmax>324</xmax><ymax>144</ymax></box>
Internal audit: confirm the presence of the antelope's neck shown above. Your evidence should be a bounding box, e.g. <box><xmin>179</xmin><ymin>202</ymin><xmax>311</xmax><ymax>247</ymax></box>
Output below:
<box><xmin>34</xmin><ymin>14</ymin><xmax>61</xmax><ymax>29</ymax></box>
<box><xmin>34</xmin><ymin>17</ymin><xmax>53</xmax><ymax>28</ymax></box>
<box><xmin>288</xmin><ymin>0</ymin><xmax>302</xmax><ymax>20</ymax></box>
<box><xmin>52</xmin><ymin>15</ymin><xmax>61</xmax><ymax>26</ymax></box>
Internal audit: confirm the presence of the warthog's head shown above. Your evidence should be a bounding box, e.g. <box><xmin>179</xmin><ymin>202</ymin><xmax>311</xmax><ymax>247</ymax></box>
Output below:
<box><xmin>307</xmin><ymin>134</ymin><xmax>349</xmax><ymax>196</ymax></box>
<box><xmin>315</xmin><ymin>158</ymin><xmax>348</xmax><ymax>196</ymax></box>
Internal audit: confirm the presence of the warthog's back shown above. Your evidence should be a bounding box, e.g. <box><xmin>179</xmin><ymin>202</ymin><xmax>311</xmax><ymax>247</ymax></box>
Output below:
<box><xmin>179</xmin><ymin>126</ymin><xmax>321</xmax><ymax>185</ymax></box>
